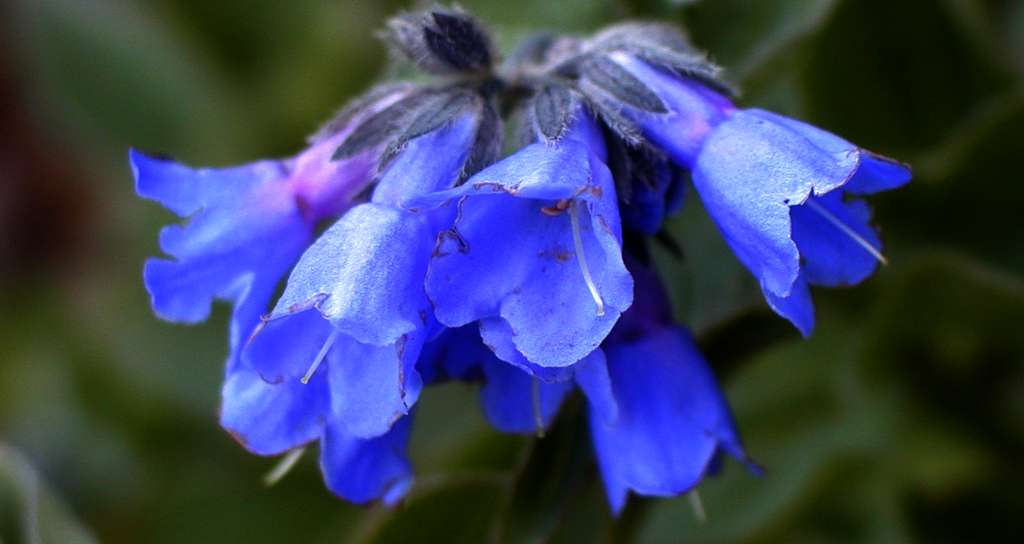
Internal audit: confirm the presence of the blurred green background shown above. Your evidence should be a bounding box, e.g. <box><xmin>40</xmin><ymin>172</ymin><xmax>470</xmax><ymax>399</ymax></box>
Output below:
<box><xmin>2</xmin><ymin>0</ymin><xmax>1023</xmax><ymax>542</ymax></box>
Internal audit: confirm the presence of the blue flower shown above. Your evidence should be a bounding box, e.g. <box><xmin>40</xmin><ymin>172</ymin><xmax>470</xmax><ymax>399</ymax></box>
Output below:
<box><xmin>132</xmin><ymin>88</ymin><xmax>408</xmax><ymax>372</ymax></box>
<box><xmin>136</xmin><ymin>86</ymin><xmax>480</xmax><ymax>504</ymax></box>
<box><xmin>134</xmin><ymin>10</ymin><xmax>912</xmax><ymax>510</ymax></box>
<box><xmin>420</xmin><ymin>261</ymin><xmax>753</xmax><ymax>514</ymax></box>
<box><xmin>591</xmin><ymin>324</ymin><xmax>751</xmax><ymax>513</ymax></box>
<box><xmin>409</xmin><ymin>111</ymin><xmax>634</xmax><ymax>368</ymax></box>
<box><xmin>238</xmin><ymin>113</ymin><xmax>479</xmax><ymax>442</ymax></box>
<box><xmin>607</xmin><ymin>53</ymin><xmax>911</xmax><ymax>335</ymax></box>
<box><xmin>222</xmin><ymin>112</ymin><xmax>480</xmax><ymax>502</ymax></box>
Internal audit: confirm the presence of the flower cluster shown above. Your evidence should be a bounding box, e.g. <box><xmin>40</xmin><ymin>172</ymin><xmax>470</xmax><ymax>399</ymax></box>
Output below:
<box><xmin>133</xmin><ymin>8</ymin><xmax>909</xmax><ymax>512</ymax></box>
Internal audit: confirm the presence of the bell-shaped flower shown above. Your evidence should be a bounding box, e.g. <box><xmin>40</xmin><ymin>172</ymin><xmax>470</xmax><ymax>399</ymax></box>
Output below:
<box><xmin>237</xmin><ymin>113</ymin><xmax>480</xmax><ymax>441</ymax></box>
<box><xmin>605</xmin><ymin>53</ymin><xmax>911</xmax><ymax>335</ymax></box>
<box><xmin>409</xmin><ymin>112</ymin><xmax>633</xmax><ymax>368</ymax></box>
<box><xmin>586</xmin><ymin>260</ymin><xmax>757</xmax><ymax>514</ymax></box>
<box><xmin>420</xmin><ymin>260</ymin><xmax>754</xmax><ymax>514</ymax></box>
<box><xmin>132</xmin><ymin>88</ymin><xmax>408</xmax><ymax>370</ymax></box>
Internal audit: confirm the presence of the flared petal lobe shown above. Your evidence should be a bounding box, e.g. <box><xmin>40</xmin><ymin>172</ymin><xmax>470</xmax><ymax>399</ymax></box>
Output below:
<box><xmin>133</xmin><ymin>150</ymin><xmax>308</xmax><ymax>326</ymax></box>
<box><xmin>133</xmin><ymin>102</ymin><xmax>388</xmax><ymax>372</ymax></box>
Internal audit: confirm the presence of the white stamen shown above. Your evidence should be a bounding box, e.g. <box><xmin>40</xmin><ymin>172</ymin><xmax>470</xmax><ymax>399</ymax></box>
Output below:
<box><xmin>569</xmin><ymin>201</ymin><xmax>606</xmax><ymax>316</ymax></box>
<box><xmin>688</xmin><ymin>489</ymin><xmax>707</xmax><ymax>523</ymax></box>
<box><xmin>805</xmin><ymin>198</ymin><xmax>888</xmax><ymax>266</ymax></box>
<box><xmin>531</xmin><ymin>376</ymin><xmax>546</xmax><ymax>438</ymax></box>
<box><xmin>263</xmin><ymin>448</ymin><xmax>305</xmax><ymax>486</ymax></box>
<box><xmin>301</xmin><ymin>329</ymin><xmax>339</xmax><ymax>384</ymax></box>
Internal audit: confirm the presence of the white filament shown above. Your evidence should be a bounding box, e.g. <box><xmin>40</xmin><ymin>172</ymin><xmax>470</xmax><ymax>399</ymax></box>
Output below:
<box><xmin>263</xmin><ymin>448</ymin><xmax>305</xmax><ymax>486</ymax></box>
<box><xmin>689</xmin><ymin>490</ymin><xmax>707</xmax><ymax>523</ymax></box>
<box><xmin>301</xmin><ymin>329</ymin><xmax>340</xmax><ymax>384</ymax></box>
<box><xmin>569</xmin><ymin>201</ymin><xmax>606</xmax><ymax>316</ymax></box>
<box><xmin>805</xmin><ymin>198</ymin><xmax>888</xmax><ymax>266</ymax></box>
<box><xmin>531</xmin><ymin>376</ymin><xmax>546</xmax><ymax>438</ymax></box>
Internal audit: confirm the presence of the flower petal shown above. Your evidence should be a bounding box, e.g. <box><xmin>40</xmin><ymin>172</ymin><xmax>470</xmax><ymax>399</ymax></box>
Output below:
<box><xmin>135</xmin><ymin>152</ymin><xmax>311</xmax><ymax>325</ymax></box>
<box><xmin>692</xmin><ymin>109</ymin><xmax>861</xmax><ymax>298</ymax></box>
<box><xmin>590</xmin><ymin>327</ymin><xmax>747</xmax><ymax>514</ymax></box>
<box><xmin>319</xmin><ymin>414</ymin><xmax>414</xmax><ymax>505</ymax></box>
<box><xmin>131</xmin><ymin>149</ymin><xmax>288</xmax><ymax>216</ymax></box>
<box><xmin>762</xmin><ymin>274</ymin><xmax>815</xmax><ymax>338</ymax></box>
<box><xmin>219</xmin><ymin>368</ymin><xmax>328</xmax><ymax>456</ymax></box>
<box><xmin>478</xmin><ymin>318</ymin><xmax>575</xmax><ymax>382</ymax></box>
<box><xmin>267</xmin><ymin>203</ymin><xmax>437</xmax><ymax>347</ymax></box>
<box><xmin>243</xmin><ymin>307</ymin><xmax>425</xmax><ymax>439</ymax></box>
<box><xmin>243</xmin><ymin>308</ymin><xmax>335</xmax><ymax>383</ymax></box>
<box><xmin>572</xmin><ymin>349</ymin><xmax>617</xmax><ymax>424</ymax></box>
<box><xmin>479</xmin><ymin>356</ymin><xmax>573</xmax><ymax>434</ymax></box>
<box><xmin>845</xmin><ymin>153</ymin><xmax>913</xmax><ymax>195</ymax></box>
<box><xmin>327</xmin><ymin>329</ymin><xmax>426</xmax><ymax>439</ymax></box>
<box><xmin>791</xmin><ymin>193</ymin><xmax>882</xmax><ymax>287</ymax></box>
<box><xmin>372</xmin><ymin>114</ymin><xmax>480</xmax><ymax>205</ymax></box>
<box><xmin>608</xmin><ymin>54</ymin><xmax>734</xmax><ymax>167</ymax></box>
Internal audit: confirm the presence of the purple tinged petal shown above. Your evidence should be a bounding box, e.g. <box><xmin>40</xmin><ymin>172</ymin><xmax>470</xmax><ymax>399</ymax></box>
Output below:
<box><xmin>319</xmin><ymin>414</ymin><xmax>414</xmax><ymax>505</ymax></box>
<box><xmin>608</xmin><ymin>53</ymin><xmax>734</xmax><ymax>167</ymax></box>
<box><xmin>133</xmin><ymin>90</ymin><xmax>390</xmax><ymax>371</ymax></box>
<box><xmin>219</xmin><ymin>368</ymin><xmax>328</xmax><ymax>456</ymax></box>
<box><xmin>590</xmin><ymin>326</ymin><xmax>748</xmax><ymax>514</ymax></box>
<box><xmin>289</xmin><ymin>135</ymin><xmax>377</xmax><ymax>220</ymax></box>
<box><xmin>238</xmin><ymin>112</ymin><xmax>478</xmax><ymax>442</ymax></box>
<box><xmin>134</xmin><ymin>151</ymin><xmax>311</xmax><ymax>326</ymax></box>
